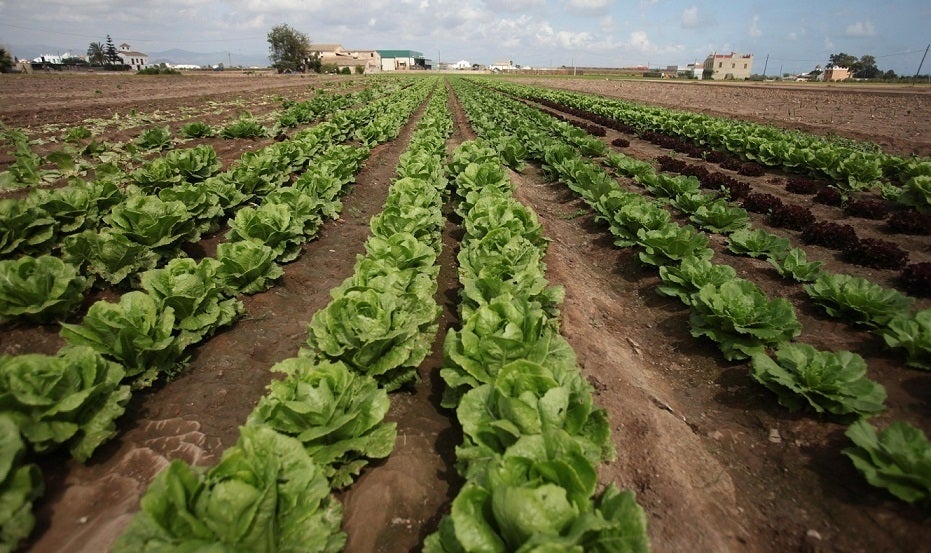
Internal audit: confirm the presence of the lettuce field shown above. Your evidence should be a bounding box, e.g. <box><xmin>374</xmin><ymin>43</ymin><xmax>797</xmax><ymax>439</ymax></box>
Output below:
<box><xmin>1</xmin><ymin>71</ymin><xmax>930</xmax><ymax>552</ymax></box>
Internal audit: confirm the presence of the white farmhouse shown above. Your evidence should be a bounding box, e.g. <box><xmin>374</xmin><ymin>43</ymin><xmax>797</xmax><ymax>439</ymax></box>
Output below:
<box><xmin>117</xmin><ymin>43</ymin><xmax>149</xmax><ymax>70</ymax></box>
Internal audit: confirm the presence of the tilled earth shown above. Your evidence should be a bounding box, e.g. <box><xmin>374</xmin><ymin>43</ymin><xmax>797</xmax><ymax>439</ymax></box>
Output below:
<box><xmin>1</xmin><ymin>73</ymin><xmax>929</xmax><ymax>552</ymax></box>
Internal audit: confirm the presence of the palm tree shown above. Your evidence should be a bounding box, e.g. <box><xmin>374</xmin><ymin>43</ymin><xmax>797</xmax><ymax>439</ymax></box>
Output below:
<box><xmin>87</xmin><ymin>42</ymin><xmax>106</xmax><ymax>66</ymax></box>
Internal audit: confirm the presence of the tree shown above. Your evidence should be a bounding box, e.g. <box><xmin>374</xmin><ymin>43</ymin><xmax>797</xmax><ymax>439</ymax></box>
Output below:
<box><xmin>0</xmin><ymin>47</ymin><xmax>13</xmax><ymax>73</ymax></box>
<box><xmin>87</xmin><ymin>42</ymin><xmax>106</xmax><ymax>66</ymax></box>
<box><xmin>829</xmin><ymin>52</ymin><xmax>858</xmax><ymax>68</ymax></box>
<box><xmin>104</xmin><ymin>35</ymin><xmax>122</xmax><ymax>65</ymax></box>
<box><xmin>854</xmin><ymin>54</ymin><xmax>880</xmax><ymax>79</ymax></box>
<box><xmin>267</xmin><ymin>24</ymin><xmax>315</xmax><ymax>73</ymax></box>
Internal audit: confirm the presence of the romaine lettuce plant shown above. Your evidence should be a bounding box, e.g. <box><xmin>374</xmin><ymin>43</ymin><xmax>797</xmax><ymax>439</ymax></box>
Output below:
<box><xmin>879</xmin><ymin>309</ymin><xmax>931</xmax><ymax>371</ymax></box>
<box><xmin>106</xmin><ymin>195</ymin><xmax>196</xmax><ymax>253</ymax></box>
<box><xmin>113</xmin><ymin>425</ymin><xmax>345</xmax><ymax>553</ymax></box>
<box><xmin>214</xmin><ymin>240</ymin><xmax>284</xmax><ymax>295</ymax></box>
<box><xmin>140</xmin><ymin>258</ymin><xmax>243</xmax><ymax>348</ymax></box>
<box><xmin>750</xmin><ymin>343</ymin><xmax>886</xmax><ymax>417</ymax></box>
<box><xmin>690</xmin><ymin>279</ymin><xmax>802</xmax><ymax>360</ymax></box>
<box><xmin>0</xmin><ymin>415</ymin><xmax>43</xmax><ymax>553</ymax></box>
<box><xmin>804</xmin><ymin>273</ymin><xmax>914</xmax><ymax>329</ymax></box>
<box><xmin>0</xmin><ymin>255</ymin><xmax>87</xmax><ymax>323</ymax></box>
<box><xmin>727</xmin><ymin>228</ymin><xmax>790</xmax><ymax>259</ymax></box>
<box><xmin>61</xmin><ymin>229</ymin><xmax>160</xmax><ymax>287</ymax></box>
<box><xmin>60</xmin><ymin>291</ymin><xmax>182</xmax><ymax>388</ymax></box>
<box><xmin>247</xmin><ymin>358</ymin><xmax>397</xmax><ymax>488</ymax></box>
<box><xmin>656</xmin><ymin>256</ymin><xmax>737</xmax><ymax>305</ymax></box>
<box><xmin>226</xmin><ymin>203</ymin><xmax>305</xmax><ymax>263</ymax></box>
<box><xmin>843</xmin><ymin>419</ymin><xmax>931</xmax><ymax>505</ymax></box>
<box><xmin>636</xmin><ymin>223</ymin><xmax>712</xmax><ymax>267</ymax></box>
<box><xmin>0</xmin><ymin>346</ymin><xmax>131</xmax><ymax>461</ymax></box>
<box><xmin>769</xmin><ymin>248</ymin><xmax>824</xmax><ymax>282</ymax></box>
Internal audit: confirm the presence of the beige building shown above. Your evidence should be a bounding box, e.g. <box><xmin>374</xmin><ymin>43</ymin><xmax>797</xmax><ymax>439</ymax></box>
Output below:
<box><xmin>309</xmin><ymin>43</ymin><xmax>381</xmax><ymax>73</ymax></box>
<box><xmin>117</xmin><ymin>43</ymin><xmax>149</xmax><ymax>71</ymax></box>
<box><xmin>703</xmin><ymin>52</ymin><xmax>754</xmax><ymax>80</ymax></box>
<box><xmin>823</xmin><ymin>66</ymin><xmax>850</xmax><ymax>81</ymax></box>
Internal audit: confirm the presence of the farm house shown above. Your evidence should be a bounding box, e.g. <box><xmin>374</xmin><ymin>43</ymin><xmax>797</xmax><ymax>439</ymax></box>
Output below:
<box><xmin>378</xmin><ymin>49</ymin><xmax>431</xmax><ymax>70</ymax></box>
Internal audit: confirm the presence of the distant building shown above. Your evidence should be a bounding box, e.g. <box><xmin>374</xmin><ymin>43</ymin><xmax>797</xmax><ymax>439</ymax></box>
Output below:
<box><xmin>453</xmin><ymin>60</ymin><xmax>471</xmax><ymax>70</ymax></box>
<box><xmin>489</xmin><ymin>60</ymin><xmax>514</xmax><ymax>71</ymax></box>
<box><xmin>823</xmin><ymin>65</ymin><xmax>850</xmax><ymax>81</ymax></box>
<box><xmin>118</xmin><ymin>43</ymin><xmax>149</xmax><ymax>70</ymax></box>
<box><xmin>310</xmin><ymin>43</ymin><xmax>381</xmax><ymax>73</ymax></box>
<box><xmin>703</xmin><ymin>52</ymin><xmax>753</xmax><ymax>80</ymax></box>
<box><xmin>378</xmin><ymin>50</ymin><xmax>430</xmax><ymax>71</ymax></box>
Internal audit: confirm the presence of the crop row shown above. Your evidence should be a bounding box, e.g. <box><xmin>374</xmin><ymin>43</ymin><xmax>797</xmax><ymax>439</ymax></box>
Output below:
<box><xmin>482</xmin><ymin>80</ymin><xmax>931</xmax><ymax>210</ymax></box>
<box><xmin>0</xmin><ymin>78</ymin><xmax>437</xmax><ymax>552</ymax></box>
<box><xmin>450</xmin><ymin>76</ymin><xmax>931</xmax><ymax>508</ymax></box>
<box><xmin>112</xmin><ymin>78</ymin><xmax>452</xmax><ymax>551</ymax></box>
<box><xmin>424</xmin><ymin>133</ymin><xmax>650</xmax><ymax>551</ymax></box>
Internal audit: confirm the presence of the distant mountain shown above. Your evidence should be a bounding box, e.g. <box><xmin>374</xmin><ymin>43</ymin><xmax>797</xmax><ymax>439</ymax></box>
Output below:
<box><xmin>7</xmin><ymin>43</ymin><xmax>269</xmax><ymax>68</ymax></box>
<box><xmin>147</xmin><ymin>49</ymin><xmax>269</xmax><ymax>68</ymax></box>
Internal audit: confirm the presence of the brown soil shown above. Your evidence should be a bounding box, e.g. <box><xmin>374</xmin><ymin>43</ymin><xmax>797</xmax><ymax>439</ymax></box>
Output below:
<box><xmin>1</xmin><ymin>73</ymin><xmax>929</xmax><ymax>552</ymax></box>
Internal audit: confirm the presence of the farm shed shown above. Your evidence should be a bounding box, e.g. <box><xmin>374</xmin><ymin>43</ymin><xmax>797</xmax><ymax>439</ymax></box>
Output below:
<box><xmin>378</xmin><ymin>50</ymin><xmax>430</xmax><ymax>71</ymax></box>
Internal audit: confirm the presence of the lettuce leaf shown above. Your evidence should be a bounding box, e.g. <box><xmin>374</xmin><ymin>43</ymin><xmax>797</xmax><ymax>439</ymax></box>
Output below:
<box><xmin>0</xmin><ymin>254</ymin><xmax>86</xmax><ymax>323</ymax></box>
<box><xmin>844</xmin><ymin>419</ymin><xmax>931</xmax><ymax>505</ymax></box>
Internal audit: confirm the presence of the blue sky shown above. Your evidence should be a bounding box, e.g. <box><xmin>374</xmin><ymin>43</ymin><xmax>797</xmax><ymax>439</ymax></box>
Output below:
<box><xmin>1</xmin><ymin>0</ymin><xmax>928</xmax><ymax>74</ymax></box>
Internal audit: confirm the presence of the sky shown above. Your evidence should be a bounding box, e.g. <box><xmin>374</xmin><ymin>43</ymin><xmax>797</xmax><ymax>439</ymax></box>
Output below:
<box><xmin>1</xmin><ymin>0</ymin><xmax>929</xmax><ymax>75</ymax></box>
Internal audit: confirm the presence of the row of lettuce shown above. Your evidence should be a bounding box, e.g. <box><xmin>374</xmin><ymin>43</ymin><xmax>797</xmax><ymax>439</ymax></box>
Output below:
<box><xmin>111</xmin><ymin>79</ymin><xmax>452</xmax><ymax>551</ymax></box>
<box><xmin>483</xmin><ymin>80</ymin><xmax>931</xmax><ymax>210</ymax></box>
<box><xmin>0</xmin><ymin>81</ymin><xmax>414</xmax><ymax>324</ymax></box>
<box><xmin>451</xmin><ymin>77</ymin><xmax>931</xmax><ymax>508</ymax></box>
<box><xmin>0</xmin><ymin>79</ymin><xmax>369</xmax><ymax>192</ymax></box>
<box><xmin>0</xmin><ymin>79</ymin><xmax>436</xmax><ymax>552</ymax></box>
<box><xmin>423</xmin><ymin>135</ymin><xmax>650</xmax><ymax>550</ymax></box>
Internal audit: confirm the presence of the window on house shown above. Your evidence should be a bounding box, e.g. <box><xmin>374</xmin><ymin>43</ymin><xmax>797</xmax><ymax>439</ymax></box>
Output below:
<box><xmin>718</xmin><ymin>62</ymin><xmax>722</xmax><ymax>68</ymax></box>
<box><xmin>731</xmin><ymin>63</ymin><xmax>735</xmax><ymax>69</ymax></box>
<box><xmin>744</xmin><ymin>63</ymin><xmax>747</xmax><ymax>69</ymax></box>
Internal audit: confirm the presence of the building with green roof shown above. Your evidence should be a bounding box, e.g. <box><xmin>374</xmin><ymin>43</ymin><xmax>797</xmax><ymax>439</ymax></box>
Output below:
<box><xmin>377</xmin><ymin>50</ymin><xmax>431</xmax><ymax>71</ymax></box>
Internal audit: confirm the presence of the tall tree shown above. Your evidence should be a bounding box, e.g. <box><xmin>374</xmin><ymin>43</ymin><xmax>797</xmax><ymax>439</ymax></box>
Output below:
<box><xmin>828</xmin><ymin>52</ymin><xmax>858</xmax><ymax>68</ymax></box>
<box><xmin>87</xmin><ymin>42</ymin><xmax>106</xmax><ymax>66</ymax></box>
<box><xmin>0</xmin><ymin>47</ymin><xmax>13</xmax><ymax>73</ymax></box>
<box><xmin>104</xmin><ymin>35</ymin><xmax>121</xmax><ymax>65</ymax></box>
<box><xmin>855</xmin><ymin>54</ymin><xmax>880</xmax><ymax>79</ymax></box>
<box><xmin>267</xmin><ymin>24</ymin><xmax>315</xmax><ymax>73</ymax></box>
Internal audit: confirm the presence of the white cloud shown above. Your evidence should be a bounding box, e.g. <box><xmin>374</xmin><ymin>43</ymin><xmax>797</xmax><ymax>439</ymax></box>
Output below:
<box><xmin>844</xmin><ymin>20</ymin><xmax>876</xmax><ymax>37</ymax></box>
<box><xmin>482</xmin><ymin>0</ymin><xmax>545</xmax><ymax>10</ymax></box>
<box><xmin>565</xmin><ymin>0</ymin><xmax>613</xmax><ymax>15</ymax></box>
<box><xmin>787</xmin><ymin>31</ymin><xmax>797</xmax><ymax>41</ymax></box>
<box><xmin>681</xmin><ymin>5</ymin><xmax>714</xmax><ymax>29</ymax></box>
<box><xmin>748</xmin><ymin>15</ymin><xmax>761</xmax><ymax>37</ymax></box>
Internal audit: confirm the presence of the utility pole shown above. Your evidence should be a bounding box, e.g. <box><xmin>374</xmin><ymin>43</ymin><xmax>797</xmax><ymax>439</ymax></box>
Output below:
<box><xmin>761</xmin><ymin>53</ymin><xmax>769</xmax><ymax>78</ymax></box>
<box><xmin>228</xmin><ymin>52</ymin><xmax>231</xmax><ymax>68</ymax></box>
<box><xmin>915</xmin><ymin>43</ymin><xmax>930</xmax><ymax>82</ymax></box>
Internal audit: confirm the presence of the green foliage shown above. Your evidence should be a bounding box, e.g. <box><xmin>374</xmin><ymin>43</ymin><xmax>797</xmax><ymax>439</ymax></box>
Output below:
<box><xmin>225</xmin><ymin>203</ymin><xmax>305</xmax><ymax>262</ymax></box>
<box><xmin>750</xmin><ymin>343</ymin><xmax>886</xmax><ymax>417</ymax></box>
<box><xmin>727</xmin><ymin>228</ymin><xmax>790</xmax><ymax>259</ymax></box>
<box><xmin>135</xmin><ymin>126</ymin><xmax>172</xmax><ymax>150</ymax></box>
<box><xmin>106</xmin><ymin>194</ymin><xmax>197</xmax><ymax>253</ymax></box>
<box><xmin>804</xmin><ymin>273</ymin><xmax>914</xmax><ymax>329</ymax></box>
<box><xmin>61</xmin><ymin>229</ymin><xmax>160</xmax><ymax>286</ymax></box>
<box><xmin>656</xmin><ymin>256</ymin><xmax>736</xmax><ymax>305</ymax></box>
<box><xmin>441</xmin><ymin>294</ymin><xmax>575</xmax><ymax>408</ymax></box>
<box><xmin>267</xmin><ymin>23</ymin><xmax>315</xmax><ymax>73</ymax></box>
<box><xmin>0</xmin><ymin>415</ymin><xmax>43</xmax><ymax>553</ymax></box>
<box><xmin>113</xmin><ymin>425</ymin><xmax>345</xmax><ymax>552</ymax></box>
<box><xmin>0</xmin><ymin>346</ymin><xmax>131</xmax><ymax>461</ymax></box>
<box><xmin>140</xmin><ymin>257</ymin><xmax>243</xmax><ymax>348</ymax></box>
<box><xmin>220</xmin><ymin>117</ymin><xmax>269</xmax><ymax>139</ymax></box>
<box><xmin>844</xmin><ymin>419</ymin><xmax>931</xmax><ymax>505</ymax></box>
<box><xmin>636</xmin><ymin>223</ymin><xmax>712</xmax><ymax>267</ymax></box>
<box><xmin>136</xmin><ymin>66</ymin><xmax>180</xmax><ymax>75</ymax></box>
<box><xmin>0</xmin><ymin>255</ymin><xmax>87</xmax><ymax>322</ymax></box>
<box><xmin>214</xmin><ymin>241</ymin><xmax>284</xmax><ymax>295</ymax></box>
<box><xmin>60</xmin><ymin>291</ymin><xmax>183</xmax><ymax>388</ymax></box>
<box><xmin>305</xmin><ymin>285</ymin><xmax>439</xmax><ymax>391</ymax></box>
<box><xmin>879</xmin><ymin>309</ymin><xmax>931</xmax><ymax>371</ymax></box>
<box><xmin>898</xmin><ymin>175</ymin><xmax>931</xmax><ymax>212</ymax></box>
<box><xmin>179</xmin><ymin>121</ymin><xmax>215</xmax><ymax>138</ymax></box>
<box><xmin>688</xmin><ymin>201</ymin><xmax>750</xmax><ymax>235</ymax></box>
<box><xmin>63</xmin><ymin>126</ymin><xmax>92</xmax><ymax>143</ymax></box>
<box><xmin>769</xmin><ymin>248</ymin><xmax>824</xmax><ymax>282</ymax></box>
<box><xmin>247</xmin><ymin>358</ymin><xmax>397</xmax><ymax>488</ymax></box>
<box><xmin>690</xmin><ymin>279</ymin><xmax>802</xmax><ymax>361</ymax></box>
